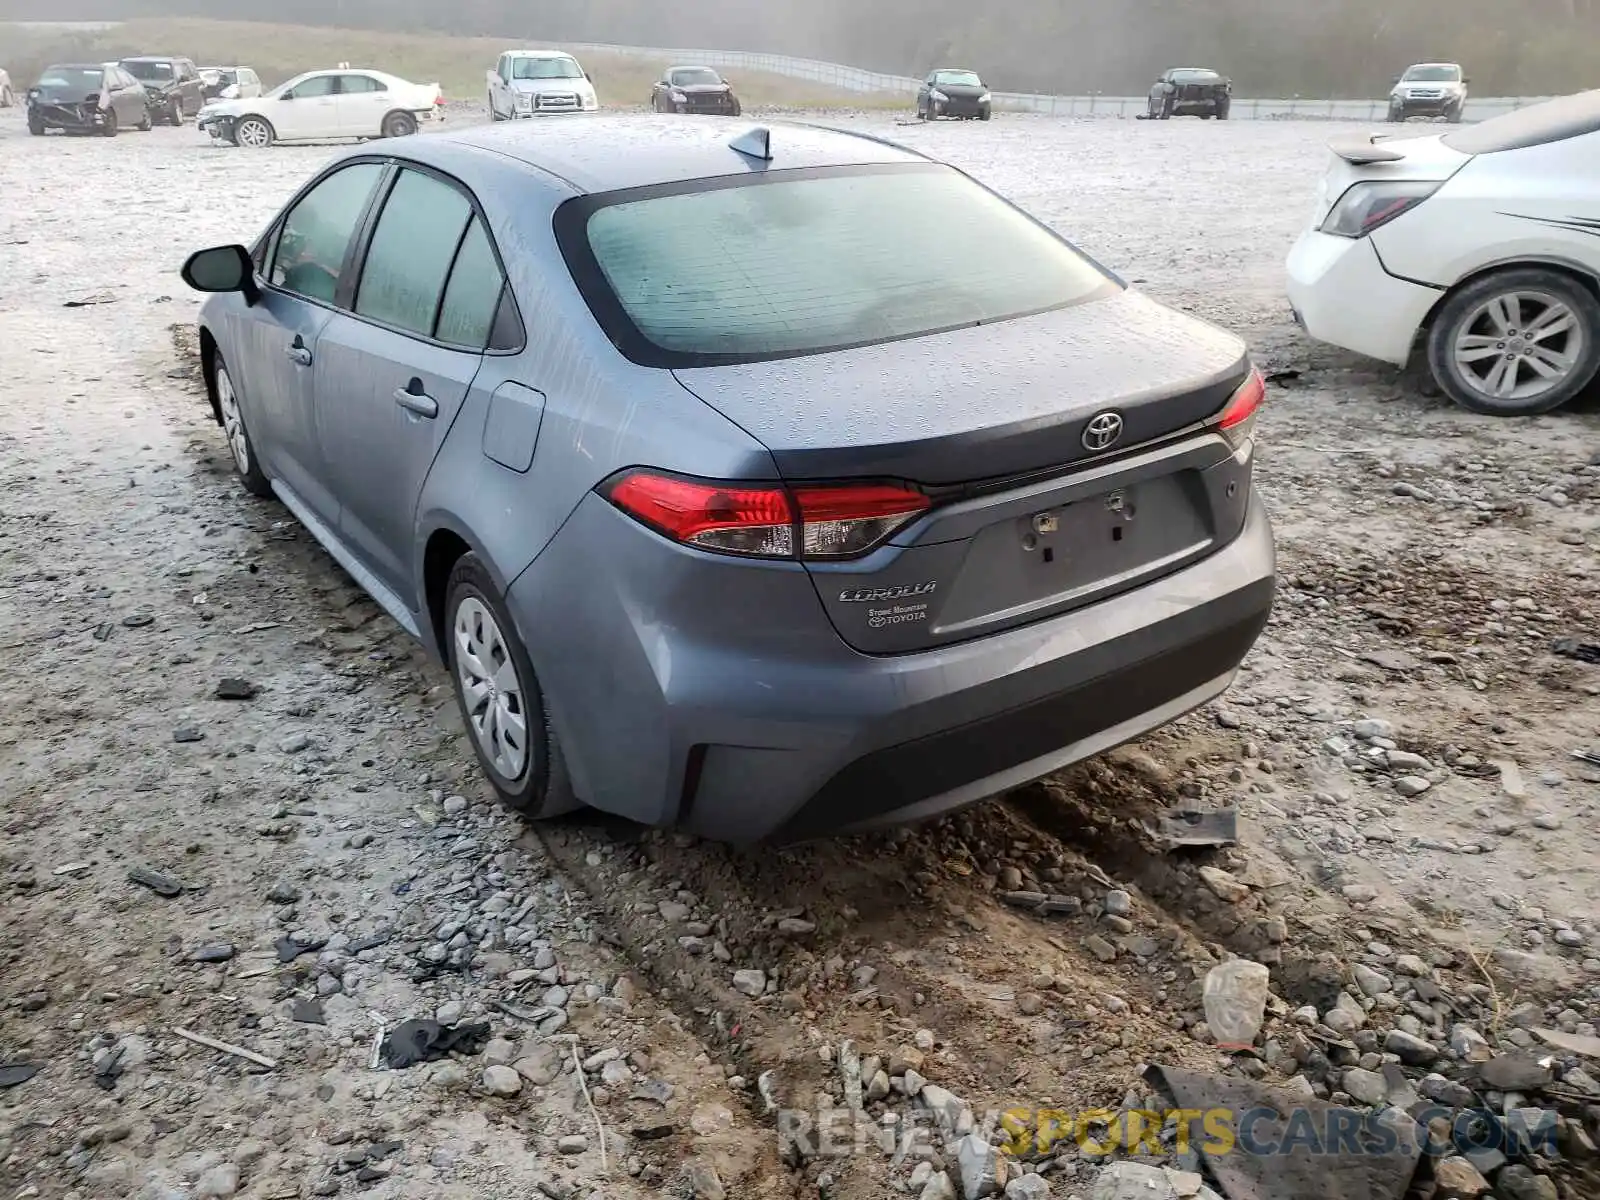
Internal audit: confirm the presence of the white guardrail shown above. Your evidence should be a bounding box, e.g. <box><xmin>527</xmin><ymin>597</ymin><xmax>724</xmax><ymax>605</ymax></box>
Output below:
<box><xmin>556</xmin><ymin>39</ymin><xmax>1552</xmax><ymax>121</ymax></box>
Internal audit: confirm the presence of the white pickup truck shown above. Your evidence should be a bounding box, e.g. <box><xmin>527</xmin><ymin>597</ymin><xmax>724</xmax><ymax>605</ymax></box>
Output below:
<box><xmin>487</xmin><ymin>49</ymin><xmax>599</xmax><ymax>119</ymax></box>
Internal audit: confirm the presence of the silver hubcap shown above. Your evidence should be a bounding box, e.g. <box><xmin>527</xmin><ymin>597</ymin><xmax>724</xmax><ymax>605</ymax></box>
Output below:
<box><xmin>453</xmin><ymin>597</ymin><xmax>529</xmax><ymax>781</ymax></box>
<box><xmin>216</xmin><ymin>366</ymin><xmax>250</xmax><ymax>474</ymax></box>
<box><xmin>1453</xmin><ymin>289</ymin><xmax>1584</xmax><ymax>402</ymax></box>
<box><xmin>238</xmin><ymin>120</ymin><xmax>268</xmax><ymax>146</ymax></box>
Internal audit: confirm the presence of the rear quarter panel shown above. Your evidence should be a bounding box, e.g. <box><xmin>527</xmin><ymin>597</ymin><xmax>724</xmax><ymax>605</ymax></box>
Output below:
<box><xmin>1373</xmin><ymin>133</ymin><xmax>1600</xmax><ymax>287</ymax></box>
<box><xmin>412</xmin><ymin>164</ymin><xmax>775</xmax><ymax>640</ymax></box>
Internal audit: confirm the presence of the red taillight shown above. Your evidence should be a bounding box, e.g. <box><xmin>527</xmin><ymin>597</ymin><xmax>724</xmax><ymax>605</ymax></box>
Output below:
<box><xmin>602</xmin><ymin>471</ymin><xmax>930</xmax><ymax>560</ymax></box>
<box><xmin>1217</xmin><ymin>368</ymin><xmax>1265</xmax><ymax>448</ymax></box>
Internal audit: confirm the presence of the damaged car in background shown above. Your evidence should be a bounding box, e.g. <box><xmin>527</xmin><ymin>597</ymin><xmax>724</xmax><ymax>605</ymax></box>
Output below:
<box><xmin>917</xmin><ymin>68</ymin><xmax>992</xmax><ymax>120</ymax></box>
<box><xmin>199</xmin><ymin>67</ymin><xmax>444</xmax><ymax>147</ymax></box>
<box><xmin>119</xmin><ymin>55</ymin><xmax>205</xmax><ymax>125</ymax></box>
<box><xmin>26</xmin><ymin>62</ymin><xmax>152</xmax><ymax>136</ymax></box>
<box><xmin>1147</xmin><ymin>68</ymin><xmax>1232</xmax><ymax>119</ymax></box>
<box><xmin>178</xmin><ymin>116</ymin><xmax>1275</xmax><ymax>843</ymax></box>
<box><xmin>651</xmin><ymin>66</ymin><xmax>742</xmax><ymax>116</ymax></box>
<box><xmin>200</xmin><ymin>65</ymin><xmax>262</xmax><ymax>101</ymax></box>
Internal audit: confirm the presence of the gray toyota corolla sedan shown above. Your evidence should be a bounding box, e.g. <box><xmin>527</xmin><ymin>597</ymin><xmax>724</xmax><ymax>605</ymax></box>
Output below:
<box><xmin>181</xmin><ymin>115</ymin><xmax>1275</xmax><ymax>843</ymax></box>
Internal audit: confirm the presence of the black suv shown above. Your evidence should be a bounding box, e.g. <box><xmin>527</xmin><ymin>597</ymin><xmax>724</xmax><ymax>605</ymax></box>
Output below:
<box><xmin>119</xmin><ymin>55</ymin><xmax>204</xmax><ymax>125</ymax></box>
<box><xmin>1147</xmin><ymin>68</ymin><xmax>1232</xmax><ymax>119</ymax></box>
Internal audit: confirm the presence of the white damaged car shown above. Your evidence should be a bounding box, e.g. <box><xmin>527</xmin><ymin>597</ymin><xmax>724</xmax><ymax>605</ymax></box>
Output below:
<box><xmin>1287</xmin><ymin>89</ymin><xmax>1600</xmax><ymax>416</ymax></box>
<box><xmin>198</xmin><ymin>67</ymin><xmax>443</xmax><ymax>147</ymax></box>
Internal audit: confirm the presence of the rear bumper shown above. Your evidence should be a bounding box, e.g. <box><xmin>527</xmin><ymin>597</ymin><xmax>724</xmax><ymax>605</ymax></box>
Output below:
<box><xmin>1285</xmin><ymin>230</ymin><xmax>1441</xmax><ymax>366</ymax></box>
<box><xmin>510</xmin><ymin>490</ymin><xmax>1275</xmax><ymax>844</ymax></box>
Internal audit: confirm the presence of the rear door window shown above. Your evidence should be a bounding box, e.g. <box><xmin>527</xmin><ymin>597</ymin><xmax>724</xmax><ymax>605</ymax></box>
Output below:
<box><xmin>354</xmin><ymin>168</ymin><xmax>474</xmax><ymax>337</ymax></box>
<box><xmin>340</xmin><ymin>74</ymin><xmax>386</xmax><ymax>93</ymax></box>
<box><xmin>269</xmin><ymin>162</ymin><xmax>386</xmax><ymax>305</ymax></box>
<box><xmin>435</xmin><ymin>217</ymin><xmax>511</xmax><ymax>349</ymax></box>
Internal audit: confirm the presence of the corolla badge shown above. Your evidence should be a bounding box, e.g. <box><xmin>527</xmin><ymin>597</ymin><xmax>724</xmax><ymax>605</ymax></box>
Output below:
<box><xmin>838</xmin><ymin>581</ymin><xmax>937</xmax><ymax>603</ymax></box>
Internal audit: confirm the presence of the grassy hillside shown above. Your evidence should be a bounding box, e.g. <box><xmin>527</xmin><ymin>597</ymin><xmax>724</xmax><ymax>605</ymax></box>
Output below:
<box><xmin>0</xmin><ymin>18</ymin><xmax>901</xmax><ymax>106</ymax></box>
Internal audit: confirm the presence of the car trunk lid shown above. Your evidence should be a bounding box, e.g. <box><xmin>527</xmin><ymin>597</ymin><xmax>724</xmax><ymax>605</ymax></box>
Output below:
<box><xmin>672</xmin><ymin>290</ymin><xmax>1255</xmax><ymax>653</ymax></box>
<box><xmin>1310</xmin><ymin>132</ymin><xmax>1472</xmax><ymax>226</ymax></box>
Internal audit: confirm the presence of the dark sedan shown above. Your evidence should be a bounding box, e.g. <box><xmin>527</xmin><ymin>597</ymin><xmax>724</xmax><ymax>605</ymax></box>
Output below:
<box><xmin>26</xmin><ymin>63</ymin><xmax>152</xmax><ymax>136</ymax></box>
<box><xmin>918</xmin><ymin>69</ymin><xmax>992</xmax><ymax>121</ymax></box>
<box><xmin>1148</xmin><ymin>68</ymin><xmax>1232</xmax><ymax>119</ymax></box>
<box><xmin>651</xmin><ymin>66</ymin><xmax>741</xmax><ymax>116</ymax></box>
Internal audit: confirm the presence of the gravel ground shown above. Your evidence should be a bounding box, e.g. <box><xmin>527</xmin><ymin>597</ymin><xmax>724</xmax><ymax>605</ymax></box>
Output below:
<box><xmin>2</xmin><ymin>105</ymin><xmax>1598</xmax><ymax>1200</ymax></box>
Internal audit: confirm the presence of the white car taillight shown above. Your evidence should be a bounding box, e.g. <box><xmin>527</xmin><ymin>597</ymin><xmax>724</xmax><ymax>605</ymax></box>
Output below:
<box><xmin>1320</xmin><ymin>180</ymin><xmax>1442</xmax><ymax>238</ymax></box>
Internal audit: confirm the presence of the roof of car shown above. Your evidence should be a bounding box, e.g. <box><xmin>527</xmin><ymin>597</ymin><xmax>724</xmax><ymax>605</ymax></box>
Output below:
<box><xmin>423</xmin><ymin>114</ymin><xmax>930</xmax><ymax>194</ymax></box>
<box><xmin>668</xmin><ymin>65</ymin><xmax>719</xmax><ymax>72</ymax></box>
<box><xmin>121</xmin><ymin>55</ymin><xmax>182</xmax><ymax>62</ymax></box>
<box><xmin>504</xmin><ymin>49</ymin><xmax>578</xmax><ymax>58</ymax></box>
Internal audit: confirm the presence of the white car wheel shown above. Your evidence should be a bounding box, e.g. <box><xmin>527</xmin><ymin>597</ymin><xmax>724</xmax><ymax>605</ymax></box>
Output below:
<box><xmin>1427</xmin><ymin>269</ymin><xmax>1600</xmax><ymax>416</ymax></box>
<box><xmin>235</xmin><ymin>116</ymin><xmax>273</xmax><ymax>147</ymax></box>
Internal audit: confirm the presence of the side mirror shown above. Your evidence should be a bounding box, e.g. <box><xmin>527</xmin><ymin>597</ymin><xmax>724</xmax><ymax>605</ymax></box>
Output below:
<box><xmin>182</xmin><ymin>244</ymin><xmax>258</xmax><ymax>304</ymax></box>
<box><xmin>1462</xmin><ymin>76</ymin><xmax>1471</xmax><ymax>84</ymax></box>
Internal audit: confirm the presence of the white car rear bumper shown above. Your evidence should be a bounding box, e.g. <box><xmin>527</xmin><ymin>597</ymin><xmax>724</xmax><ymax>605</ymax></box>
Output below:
<box><xmin>1286</xmin><ymin>231</ymin><xmax>1442</xmax><ymax>368</ymax></box>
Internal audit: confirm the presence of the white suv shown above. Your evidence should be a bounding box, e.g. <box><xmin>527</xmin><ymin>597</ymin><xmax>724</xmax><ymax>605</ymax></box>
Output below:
<box><xmin>1287</xmin><ymin>89</ymin><xmax>1600</xmax><ymax>416</ymax></box>
<box><xmin>1388</xmin><ymin>62</ymin><xmax>1468</xmax><ymax>123</ymax></box>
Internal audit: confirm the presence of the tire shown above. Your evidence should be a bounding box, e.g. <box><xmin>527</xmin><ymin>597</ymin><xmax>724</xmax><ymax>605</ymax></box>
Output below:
<box><xmin>730</xmin><ymin>100</ymin><xmax>742</xmax><ymax>117</ymax></box>
<box><xmin>1447</xmin><ymin>104</ymin><xmax>1463</xmax><ymax>124</ymax></box>
<box><xmin>28</xmin><ymin>115</ymin><xmax>45</xmax><ymax>136</ymax></box>
<box><xmin>1216</xmin><ymin>102</ymin><xmax>1230</xmax><ymax>120</ymax></box>
<box><xmin>1</xmin><ymin>86</ymin><xmax>13</xmax><ymax>107</ymax></box>
<box><xmin>979</xmin><ymin>107</ymin><xmax>991</xmax><ymax>121</ymax></box>
<box><xmin>212</xmin><ymin>351</ymin><xmax>272</xmax><ymax>497</ymax></box>
<box><xmin>444</xmin><ymin>554</ymin><xmax>580</xmax><ymax>821</ymax></box>
<box><xmin>138</xmin><ymin>106</ymin><xmax>152</xmax><ymax>132</ymax></box>
<box><xmin>101</xmin><ymin>109</ymin><xmax>118</xmax><ymax>138</ymax></box>
<box><xmin>1159</xmin><ymin>99</ymin><xmax>1173</xmax><ymax>120</ymax></box>
<box><xmin>917</xmin><ymin>98</ymin><xmax>927</xmax><ymax>121</ymax></box>
<box><xmin>235</xmin><ymin>115</ymin><xmax>273</xmax><ymax>148</ymax></box>
<box><xmin>1425</xmin><ymin>268</ymin><xmax>1600</xmax><ymax>416</ymax></box>
<box><xmin>382</xmin><ymin>110</ymin><xmax>417</xmax><ymax>138</ymax></box>
<box><xmin>489</xmin><ymin>91</ymin><xmax>503</xmax><ymax>120</ymax></box>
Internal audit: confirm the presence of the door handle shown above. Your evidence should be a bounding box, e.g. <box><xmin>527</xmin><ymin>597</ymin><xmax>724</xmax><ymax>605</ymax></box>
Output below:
<box><xmin>394</xmin><ymin>383</ymin><xmax>438</xmax><ymax>419</ymax></box>
<box><xmin>285</xmin><ymin>343</ymin><xmax>312</xmax><ymax>367</ymax></box>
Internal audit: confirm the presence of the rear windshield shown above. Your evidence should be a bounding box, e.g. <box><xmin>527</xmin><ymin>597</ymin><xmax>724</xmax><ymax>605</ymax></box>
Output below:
<box><xmin>558</xmin><ymin>164</ymin><xmax>1117</xmax><ymax>367</ymax></box>
<box><xmin>1402</xmin><ymin>65</ymin><xmax>1461</xmax><ymax>82</ymax></box>
<box><xmin>122</xmin><ymin>59</ymin><xmax>174</xmax><ymax>81</ymax></box>
<box><xmin>512</xmin><ymin>56</ymin><xmax>582</xmax><ymax>80</ymax></box>
<box><xmin>1444</xmin><ymin>88</ymin><xmax>1600</xmax><ymax>154</ymax></box>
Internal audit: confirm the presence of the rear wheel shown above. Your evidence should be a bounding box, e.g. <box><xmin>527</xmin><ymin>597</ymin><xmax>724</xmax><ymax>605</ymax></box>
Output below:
<box><xmin>444</xmin><ymin>554</ymin><xmax>580</xmax><ymax>821</ymax></box>
<box><xmin>235</xmin><ymin>115</ymin><xmax>273</xmax><ymax>147</ymax></box>
<box><xmin>101</xmin><ymin>108</ymin><xmax>118</xmax><ymax>138</ymax></box>
<box><xmin>382</xmin><ymin>110</ymin><xmax>417</xmax><ymax>138</ymax></box>
<box><xmin>1426</xmin><ymin>268</ymin><xmax>1600</xmax><ymax>416</ymax></box>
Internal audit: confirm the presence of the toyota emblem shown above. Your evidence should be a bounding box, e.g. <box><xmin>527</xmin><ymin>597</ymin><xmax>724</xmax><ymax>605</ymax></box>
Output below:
<box><xmin>1082</xmin><ymin>411</ymin><xmax>1124</xmax><ymax>452</ymax></box>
